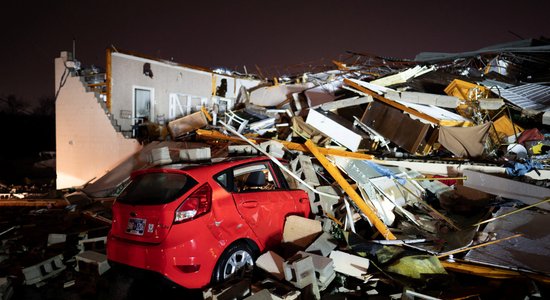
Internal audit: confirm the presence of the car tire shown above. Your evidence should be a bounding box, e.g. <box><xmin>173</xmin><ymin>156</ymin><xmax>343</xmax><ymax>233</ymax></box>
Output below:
<box><xmin>211</xmin><ymin>242</ymin><xmax>256</xmax><ymax>284</ymax></box>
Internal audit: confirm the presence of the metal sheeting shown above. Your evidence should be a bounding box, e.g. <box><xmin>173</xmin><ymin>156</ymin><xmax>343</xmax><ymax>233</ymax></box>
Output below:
<box><xmin>488</xmin><ymin>83</ymin><xmax>550</xmax><ymax>111</ymax></box>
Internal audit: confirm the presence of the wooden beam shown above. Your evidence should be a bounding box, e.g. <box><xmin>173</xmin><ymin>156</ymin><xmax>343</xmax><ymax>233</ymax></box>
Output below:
<box><xmin>0</xmin><ymin>199</ymin><xmax>69</xmax><ymax>207</ymax></box>
<box><xmin>105</xmin><ymin>47</ymin><xmax>112</xmax><ymax>112</ymax></box>
<box><xmin>304</xmin><ymin>140</ymin><xmax>396</xmax><ymax>240</ymax></box>
<box><xmin>344</xmin><ymin>78</ymin><xmax>441</xmax><ymax>124</ymax></box>
<box><xmin>441</xmin><ymin>260</ymin><xmax>550</xmax><ymax>283</ymax></box>
<box><xmin>195</xmin><ymin>129</ymin><xmax>375</xmax><ymax>160</ymax></box>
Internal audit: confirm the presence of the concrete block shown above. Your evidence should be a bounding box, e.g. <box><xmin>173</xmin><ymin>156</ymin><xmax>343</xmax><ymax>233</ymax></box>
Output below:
<box><xmin>228</xmin><ymin>145</ymin><xmax>258</xmax><ymax>155</ymax></box>
<box><xmin>329</xmin><ymin>250</ymin><xmax>370</xmax><ymax>280</ymax></box>
<box><xmin>77</xmin><ymin>236</ymin><xmax>107</xmax><ymax>253</ymax></box>
<box><xmin>75</xmin><ymin>251</ymin><xmax>110</xmax><ymax>275</ymax></box>
<box><xmin>305</xmin><ymin>232</ymin><xmax>338</xmax><ymax>257</ymax></box>
<box><xmin>149</xmin><ymin>147</ymin><xmax>171</xmax><ymax>165</ymax></box>
<box><xmin>203</xmin><ymin>278</ymin><xmax>251</xmax><ymax>300</ymax></box>
<box><xmin>179</xmin><ymin>147</ymin><xmax>211</xmax><ymax>161</ymax></box>
<box><xmin>282</xmin><ymin>216</ymin><xmax>322</xmax><ymax>248</ymax></box>
<box><xmin>256</xmin><ymin>251</ymin><xmax>285</xmax><ymax>280</ymax></box>
<box><xmin>22</xmin><ymin>254</ymin><xmax>66</xmax><ymax>286</ymax></box>
<box><xmin>295</xmin><ymin>251</ymin><xmax>335</xmax><ymax>291</ymax></box>
<box><xmin>283</xmin><ymin>255</ymin><xmax>320</xmax><ymax>300</ymax></box>
<box><xmin>315</xmin><ymin>186</ymin><xmax>340</xmax><ymax>216</ymax></box>
<box><xmin>47</xmin><ymin>233</ymin><xmax>67</xmax><ymax>247</ymax></box>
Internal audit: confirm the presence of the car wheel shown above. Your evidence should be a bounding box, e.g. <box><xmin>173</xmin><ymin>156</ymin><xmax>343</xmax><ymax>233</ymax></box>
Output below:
<box><xmin>212</xmin><ymin>242</ymin><xmax>255</xmax><ymax>283</ymax></box>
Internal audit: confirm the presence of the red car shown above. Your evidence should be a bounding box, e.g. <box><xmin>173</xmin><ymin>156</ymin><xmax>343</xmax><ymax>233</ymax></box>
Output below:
<box><xmin>107</xmin><ymin>156</ymin><xmax>310</xmax><ymax>289</ymax></box>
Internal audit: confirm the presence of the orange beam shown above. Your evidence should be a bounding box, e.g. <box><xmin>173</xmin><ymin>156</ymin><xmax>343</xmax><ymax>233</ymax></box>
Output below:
<box><xmin>0</xmin><ymin>199</ymin><xmax>69</xmax><ymax>207</ymax></box>
<box><xmin>105</xmin><ymin>47</ymin><xmax>112</xmax><ymax>112</ymax></box>
<box><xmin>304</xmin><ymin>140</ymin><xmax>396</xmax><ymax>240</ymax></box>
<box><xmin>344</xmin><ymin>78</ymin><xmax>440</xmax><ymax>124</ymax></box>
<box><xmin>196</xmin><ymin>129</ymin><xmax>374</xmax><ymax>160</ymax></box>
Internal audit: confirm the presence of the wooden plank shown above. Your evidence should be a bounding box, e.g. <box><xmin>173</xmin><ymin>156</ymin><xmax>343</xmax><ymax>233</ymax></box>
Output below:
<box><xmin>105</xmin><ymin>47</ymin><xmax>112</xmax><ymax>112</ymax></box>
<box><xmin>0</xmin><ymin>199</ymin><xmax>69</xmax><ymax>207</ymax></box>
<box><xmin>304</xmin><ymin>140</ymin><xmax>396</xmax><ymax>240</ymax></box>
<box><xmin>344</xmin><ymin>78</ymin><xmax>440</xmax><ymax>124</ymax></box>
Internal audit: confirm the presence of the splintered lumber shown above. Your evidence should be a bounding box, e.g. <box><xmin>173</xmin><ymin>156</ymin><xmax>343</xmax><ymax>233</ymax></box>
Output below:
<box><xmin>304</xmin><ymin>140</ymin><xmax>396</xmax><ymax>240</ymax></box>
<box><xmin>196</xmin><ymin>129</ymin><xmax>374</xmax><ymax>160</ymax></box>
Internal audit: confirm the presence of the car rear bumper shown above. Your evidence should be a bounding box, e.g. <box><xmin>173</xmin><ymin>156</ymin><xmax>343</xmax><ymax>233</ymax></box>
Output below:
<box><xmin>107</xmin><ymin>233</ymin><xmax>216</xmax><ymax>289</ymax></box>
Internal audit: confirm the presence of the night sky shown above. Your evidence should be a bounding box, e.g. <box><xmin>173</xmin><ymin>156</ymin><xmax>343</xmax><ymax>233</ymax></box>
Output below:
<box><xmin>2</xmin><ymin>0</ymin><xmax>550</xmax><ymax>107</ymax></box>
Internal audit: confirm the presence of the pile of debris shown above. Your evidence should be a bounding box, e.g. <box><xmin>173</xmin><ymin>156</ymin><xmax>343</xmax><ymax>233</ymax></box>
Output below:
<box><xmin>2</xmin><ymin>38</ymin><xmax>550</xmax><ymax>299</ymax></box>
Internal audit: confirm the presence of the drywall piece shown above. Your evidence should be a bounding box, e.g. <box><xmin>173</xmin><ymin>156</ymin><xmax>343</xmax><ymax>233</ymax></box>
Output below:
<box><xmin>228</xmin><ymin>145</ymin><xmax>258</xmax><ymax>155</ymax></box>
<box><xmin>149</xmin><ymin>147</ymin><xmax>171</xmax><ymax>165</ymax></box>
<box><xmin>179</xmin><ymin>147</ymin><xmax>211</xmax><ymax>161</ymax></box>
<box><xmin>304</xmin><ymin>80</ymin><xmax>342</xmax><ymax>107</ymax></box>
<box><xmin>282</xmin><ymin>216</ymin><xmax>322</xmax><ymax>248</ymax></box>
<box><xmin>479</xmin><ymin>98</ymin><xmax>505</xmax><ymax>110</ymax></box>
<box><xmin>256</xmin><ymin>251</ymin><xmax>285</xmax><ymax>281</ymax></box>
<box><xmin>305</xmin><ymin>232</ymin><xmax>338</xmax><ymax>257</ymax></box>
<box><xmin>259</xmin><ymin>141</ymin><xmax>285</xmax><ymax>158</ymax></box>
<box><xmin>318</xmin><ymin>96</ymin><xmax>373</xmax><ymax>111</ymax></box>
<box><xmin>75</xmin><ymin>251</ymin><xmax>110</xmax><ymax>275</ymax></box>
<box><xmin>295</xmin><ymin>251</ymin><xmax>335</xmax><ymax>291</ymax></box>
<box><xmin>306</xmin><ymin>108</ymin><xmax>370</xmax><ymax>152</ymax></box>
<box><xmin>290</xmin><ymin>155</ymin><xmax>320</xmax><ymax>187</ymax></box>
<box><xmin>463</xmin><ymin>170</ymin><xmax>550</xmax><ymax>210</ymax></box>
<box><xmin>329</xmin><ymin>250</ymin><xmax>370</xmax><ymax>280</ymax></box>
<box><xmin>22</xmin><ymin>254</ymin><xmax>66</xmax><ymax>286</ymax></box>
<box><xmin>370</xmin><ymin>66</ymin><xmax>435</xmax><ymax>87</ymax></box>
<box><xmin>283</xmin><ymin>255</ymin><xmax>320</xmax><ymax>300</ymax></box>
<box><xmin>385</xmin><ymin>91</ymin><xmax>460</xmax><ymax>108</ymax></box>
<box><xmin>314</xmin><ymin>186</ymin><xmax>340</xmax><ymax>216</ymax></box>
<box><xmin>249</xmin><ymin>83</ymin><xmax>314</xmax><ymax>107</ymax></box>
<box><xmin>203</xmin><ymin>278</ymin><xmax>251</xmax><ymax>300</ymax></box>
<box><xmin>167</xmin><ymin>111</ymin><xmax>208</xmax><ymax>139</ymax></box>
<box><xmin>544</xmin><ymin>111</ymin><xmax>550</xmax><ymax>126</ymax></box>
<box><xmin>47</xmin><ymin>233</ymin><xmax>67</xmax><ymax>246</ymax></box>
<box><xmin>372</xmin><ymin>159</ymin><xmax>550</xmax><ymax>180</ymax></box>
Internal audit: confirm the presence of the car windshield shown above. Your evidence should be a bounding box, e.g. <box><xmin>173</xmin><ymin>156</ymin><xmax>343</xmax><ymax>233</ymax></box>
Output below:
<box><xmin>117</xmin><ymin>172</ymin><xmax>197</xmax><ymax>205</ymax></box>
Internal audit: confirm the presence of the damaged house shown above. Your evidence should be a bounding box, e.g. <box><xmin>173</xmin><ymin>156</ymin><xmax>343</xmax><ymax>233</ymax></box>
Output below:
<box><xmin>55</xmin><ymin>48</ymin><xmax>262</xmax><ymax>189</ymax></box>
<box><xmin>1</xmin><ymin>38</ymin><xmax>547</xmax><ymax>299</ymax></box>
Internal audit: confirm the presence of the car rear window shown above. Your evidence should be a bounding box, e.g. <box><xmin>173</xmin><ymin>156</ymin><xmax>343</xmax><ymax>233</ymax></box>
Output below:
<box><xmin>117</xmin><ymin>172</ymin><xmax>197</xmax><ymax>205</ymax></box>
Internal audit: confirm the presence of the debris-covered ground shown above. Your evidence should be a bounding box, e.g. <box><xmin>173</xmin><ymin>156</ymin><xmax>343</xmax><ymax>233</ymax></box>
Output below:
<box><xmin>2</xmin><ymin>39</ymin><xmax>550</xmax><ymax>299</ymax></box>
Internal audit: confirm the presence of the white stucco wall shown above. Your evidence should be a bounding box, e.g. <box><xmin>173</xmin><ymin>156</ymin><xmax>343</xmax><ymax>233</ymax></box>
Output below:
<box><xmin>110</xmin><ymin>52</ymin><xmax>262</xmax><ymax>131</ymax></box>
<box><xmin>55</xmin><ymin>52</ymin><xmax>142</xmax><ymax>189</ymax></box>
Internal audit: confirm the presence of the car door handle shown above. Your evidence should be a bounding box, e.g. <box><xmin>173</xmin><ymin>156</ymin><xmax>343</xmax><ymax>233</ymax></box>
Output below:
<box><xmin>241</xmin><ymin>201</ymin><xmax>258</xmax><ymax>208</ymax></box>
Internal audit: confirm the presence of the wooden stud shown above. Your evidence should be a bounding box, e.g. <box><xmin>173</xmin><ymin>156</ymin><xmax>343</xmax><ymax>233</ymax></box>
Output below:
<box><xmin>304</xmin><ymin>140</ymin><xmax>396</xmax><ymax>240</ymax></box>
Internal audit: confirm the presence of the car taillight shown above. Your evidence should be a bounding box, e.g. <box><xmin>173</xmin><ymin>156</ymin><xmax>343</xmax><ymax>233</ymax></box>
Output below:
<box><xmin>174</xmin><ymin>183</ymin><xmax>212</xmax><ymax>224</ymax></box>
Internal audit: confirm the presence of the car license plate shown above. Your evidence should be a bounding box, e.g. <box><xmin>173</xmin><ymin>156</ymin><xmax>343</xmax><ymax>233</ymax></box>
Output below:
<box><xmin>126</xmin><ymin>217</ymin><xmax>146</xmax><ymax>235</ymax></box>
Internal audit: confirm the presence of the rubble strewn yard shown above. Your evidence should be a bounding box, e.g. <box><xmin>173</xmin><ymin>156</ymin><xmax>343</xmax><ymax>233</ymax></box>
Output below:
<box><xmin>2</xmin><ymin>38</ymin><xmax>550</xmax><ymax>299</ymax></box>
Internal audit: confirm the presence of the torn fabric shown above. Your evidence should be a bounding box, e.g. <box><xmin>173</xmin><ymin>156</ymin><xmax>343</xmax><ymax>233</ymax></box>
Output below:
<box><xmin>438</xmin><ymin>122</ymin><xmax>492</xmax><ymax>158</ymax></box>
